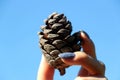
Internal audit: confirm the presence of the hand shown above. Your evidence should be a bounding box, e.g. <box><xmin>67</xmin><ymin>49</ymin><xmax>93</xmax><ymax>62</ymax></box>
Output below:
<box><xmin>37</xmin><ymin>31</ymin><xmax>107</xmax><ymax>80</ymax></box>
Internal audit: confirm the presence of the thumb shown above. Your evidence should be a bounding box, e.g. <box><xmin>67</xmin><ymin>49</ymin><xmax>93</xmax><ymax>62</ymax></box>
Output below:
<box><xmin>58</xmin><ymin>52</ymin><xmax>88</xmax><ymax>65</ymax></box>
<box><xmin>58</xmin><ymin>52</ymin><xmax>105</xmax><ymax>75</ymax></box>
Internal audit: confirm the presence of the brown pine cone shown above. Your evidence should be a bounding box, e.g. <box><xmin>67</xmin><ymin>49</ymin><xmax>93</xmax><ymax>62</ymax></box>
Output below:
<box><xmin>38</xmin><ymin>12</ymin><xmax>81</xmax><ymax>75</ymax></box>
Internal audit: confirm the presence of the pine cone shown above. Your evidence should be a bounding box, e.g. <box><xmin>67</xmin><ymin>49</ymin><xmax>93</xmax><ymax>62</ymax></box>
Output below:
<box><xmin>38</xmin><ymin>12</ymin><xmax>81</xmax><ymax>75</ymax></box>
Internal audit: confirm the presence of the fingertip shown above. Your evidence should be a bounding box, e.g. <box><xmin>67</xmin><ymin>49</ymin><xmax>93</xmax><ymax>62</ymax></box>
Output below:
<box><xmin>80</xmin><ymin>30</ymin><xmax>90</xmax><ymax>40</ymax></box>
<box><xmin>59</xmin><ymin>51</ymin><xmax>88</xmax><ymax>66</ymax></box>
<box><xmin>58</xmin><ymin>52</ymin><xmax>75</xmax><ymax>59</ymax></box>
<box><xmin>58</xmin><ymin>52</ymin><xmax>76</xmax><ymax>65</ymax></box>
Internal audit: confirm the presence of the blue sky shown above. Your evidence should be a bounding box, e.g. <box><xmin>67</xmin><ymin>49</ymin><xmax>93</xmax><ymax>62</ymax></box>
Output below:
<box><xmin>0</xmin><ymin>0</ymin><xmax>120</xmax><ymax>80</ymax></box>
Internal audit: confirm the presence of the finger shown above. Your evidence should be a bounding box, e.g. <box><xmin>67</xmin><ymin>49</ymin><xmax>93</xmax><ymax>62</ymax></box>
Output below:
<box><xmin>37</xmin><ymin>55</ymin><xmax>55</xmax><ymax>80</ymax></box>
<box><xmin>80</xmin><ymin>31</ymin><xmax>96</xmax><ymax>58</ymax></box>
<box><xmin>59</xmin><ymin>52</ymin><xmax>86</xmax><ymax>65</ymax></box>
<box><xmin>76</xmin><ymin>31</ymin><xmax>96</xmax><ymax>76</ymax></box>
<box><xmin>59</xmin><ymin>52</ymin><xmax>105</xmax><ymax>76</ymax></box>
<box><xmin>75</xmin><ymin>31</ymin><xmax>97</xmax><ymax>76</ymax></box>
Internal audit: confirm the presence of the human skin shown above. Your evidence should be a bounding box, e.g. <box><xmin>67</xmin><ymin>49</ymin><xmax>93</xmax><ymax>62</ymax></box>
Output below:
<box><xmin>37</xmin><ymin>31</ymin><xmax>107</xmax><ymax>80</ymax></box>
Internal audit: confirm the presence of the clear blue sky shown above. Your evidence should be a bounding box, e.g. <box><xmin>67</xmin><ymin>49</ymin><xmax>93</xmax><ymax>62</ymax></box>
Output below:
<box><xmin>0</xmin><ymin>0</ymin><xmax>120</xmax><ymax>80</ymax></box>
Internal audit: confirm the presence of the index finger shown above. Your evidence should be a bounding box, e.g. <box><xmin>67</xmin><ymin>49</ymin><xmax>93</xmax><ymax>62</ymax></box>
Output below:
<box><xmin>79</xmin><ymin>31</ymin><xmax>96</xmax><ymax>58</ymax></box>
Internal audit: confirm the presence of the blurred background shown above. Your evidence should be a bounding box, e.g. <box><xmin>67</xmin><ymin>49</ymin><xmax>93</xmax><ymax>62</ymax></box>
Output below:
<box><xmin>0</xmin><ymin>0</ymin><xmax>120</xmax><ymax>80</ymax></box>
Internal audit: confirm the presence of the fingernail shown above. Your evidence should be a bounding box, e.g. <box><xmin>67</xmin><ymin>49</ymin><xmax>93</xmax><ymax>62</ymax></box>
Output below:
<box><xmin>80</xmin><ymin>30</ymin><xmax>90</xmax><ymax>39</ymax></box>
<box><xmin>58</xmin><ymin>52</ymin><xmax>75</xmax><ymax>59</ymax></box>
